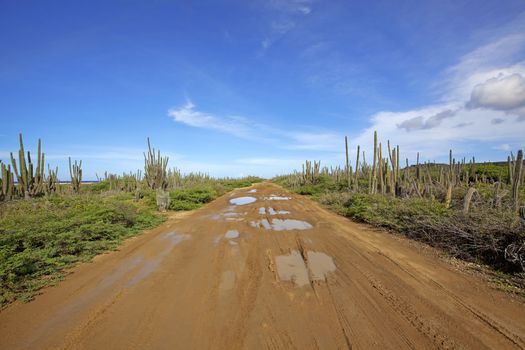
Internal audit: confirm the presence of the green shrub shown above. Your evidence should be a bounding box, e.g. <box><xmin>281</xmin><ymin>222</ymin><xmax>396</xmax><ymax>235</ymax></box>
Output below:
<box><xmin>169</xmin><ymin>186</ymin><xmax>217</xmax><ymax>211</ymax></box>
<box><xmin>0</xmin><ymin>194</ymin><xmax>164</xmax><ymax>308</ymax></box>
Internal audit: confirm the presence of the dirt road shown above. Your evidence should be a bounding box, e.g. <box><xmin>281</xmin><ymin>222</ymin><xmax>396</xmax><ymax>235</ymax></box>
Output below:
<box><xmin>1</xmin><ymin>182</ymin><xmax>524</xmax><ymax>349</ymax></box>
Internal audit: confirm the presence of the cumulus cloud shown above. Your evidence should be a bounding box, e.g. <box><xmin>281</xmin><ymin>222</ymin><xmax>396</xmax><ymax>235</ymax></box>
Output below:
<box><xmin>468</xmin><ymin>73</ymin><xmax>525</xmax><ymax>111</ymax></box>
<box><xmin>397</xmin><ymin>109</ymin><xmax>457</xmax><ymax>132</ymax></box>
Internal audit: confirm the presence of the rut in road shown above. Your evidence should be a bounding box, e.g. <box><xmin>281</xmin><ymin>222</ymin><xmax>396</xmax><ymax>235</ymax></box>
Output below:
<box><xmin>0</xmin><ymin>182</ymin><xmax>524</xmax><ymax>349</ymax></box>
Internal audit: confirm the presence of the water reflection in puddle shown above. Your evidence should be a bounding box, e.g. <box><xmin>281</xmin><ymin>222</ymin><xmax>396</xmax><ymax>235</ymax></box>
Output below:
<box><xmin>248</xmin><ymin>189</ymin><xmax>257</xmax><ymax>193</ymax></box>
<box><xmin>230</xmin><ymin>196</ymin><xmax>257</xmax><ymax>205</ymax></box>
<box><xmin>268</xmin><ymin>208</ymin><xmax>290</xmax><ymax>215</ymax></box>
<box><xmin>225</xmin><ymin>230</ymin><xmax>240</xmax><ymax>239</ymax></box>
<box><xmin>250</xmin><ymin>219</ymin><xmax>312</xmax><ymax>231</ymax></box>
<box><xmin>271</xmin><ymin>219</ymin><xmax>312</xmax><ymax>231</ymax></box>
<box><xmin>266</xmin><ymin>195</ymin><xmax>291</xmax><ymax>201</ymax></box>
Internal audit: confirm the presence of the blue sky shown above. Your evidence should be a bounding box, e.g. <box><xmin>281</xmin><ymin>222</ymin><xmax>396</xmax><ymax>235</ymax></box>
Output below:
<box><xmin>1</xmin><ymin>0</ymin><xmax>525</xmax><ymax>179</ymax></box>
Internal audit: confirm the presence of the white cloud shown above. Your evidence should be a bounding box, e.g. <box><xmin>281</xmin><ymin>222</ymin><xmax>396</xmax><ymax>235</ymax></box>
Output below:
<box><xmin>168</xmin><ymin>101</ymin><xmax>254</xmax><ymax>138</ymax></box>
<box><xmin>468</xmin><ymin>73</ymin><xmax>525</xmax><ymax>113</ymax></box>
<box><xmin>167</xmin><ymin>101</ymin><xmax>344</xmax><ymax>152</ymax></box>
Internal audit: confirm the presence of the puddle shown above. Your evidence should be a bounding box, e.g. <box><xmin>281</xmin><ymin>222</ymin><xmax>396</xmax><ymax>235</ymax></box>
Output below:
<box><xmin>274</xmin><ymin>250</ymin><xmax>336</xmax><ymax>288</ymax></box>
<box><xmin>223</xmin><ymin>212</ymin><xmax>239</xmax><ymax>217</ymax></box>
<box><xmin>272</xmin><ymin>219</ymin><xmax>312</xmax><ymax>231</ymax></box>
<box><xmin>308</xmin><ymin>251</ymin><xmax>336</xmax><ymax>282</ymax></box>
<box><xmin>250</xmin><ymin>219</ymin><xmax>272</xmax><ymax>230</ymax></box>
<box><xmin>250</xmin><ymin>219</ymin><xmax>312</xmax><ymax>231</ymax></box>
<box><xmin>230</xmin><ymin>196</ymin><xmax>257</xmax><ymax>205</ymax></box>
<box><xmin>225</xmin><ymin>217</ymin><xmax>243</xmax><ymax>221</ymax></box>
<box><xmin>268</xmin><ymin>207</ymin><xmax>290</xmax><ymax>215</ymax></box>
<box><xmin>229</xmin><ymin>240</ymin><xmax>238</xmax><ymax>246</ymax></box>
<box><xmin>219</xmin><ymin>270</ymin><xmax>236</xmax><ymax>291</ymax></box>
<box><xmin>259</xmin><ymin>207</ymin><xmax>291</xmax><ymax>215</ymax></box>
<box><xmin>275</xmin><ymin>250</ymin><xmax>310</xmax><ymax>287</ymax></box>
<box><xmin>225</xmin><ymin>230</ymin><xmax>240</xmax><ymax>239</ymax></box>
<box><xmin>248</xmin><ymin>189</ymin><xmax>257</xmax><ymax>193</ymax></box>
<box><xmin>266</xmin><ymin>195</ymin><xmax>291</xmax><ymax>201</ymax></box>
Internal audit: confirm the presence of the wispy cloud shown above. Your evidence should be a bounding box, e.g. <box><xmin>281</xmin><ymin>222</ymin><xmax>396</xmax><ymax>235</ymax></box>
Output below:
<box><xmin>168</xmin><ymin>101</ymin><xmax>255</xmax><ymax>139</ymax></box>
<box><xmin>167</xmin><ymin>100</ymin><xmax>343</xmax><ymax>152</ymax></box>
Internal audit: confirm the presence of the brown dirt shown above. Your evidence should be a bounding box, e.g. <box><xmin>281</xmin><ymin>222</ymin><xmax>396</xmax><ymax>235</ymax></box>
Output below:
<box><xmin>1</xmin><ymin>182</ymin><xmax>524</xmax><ymax>349</ymax></box>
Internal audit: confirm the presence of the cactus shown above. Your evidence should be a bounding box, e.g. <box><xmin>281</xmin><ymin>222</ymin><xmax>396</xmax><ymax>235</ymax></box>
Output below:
<box><xmin>463</xmin><ymin>187</ymin><xmax>478</xmax><ymax>214</ymax></box>
<box><xmin>345</xmin><ymin>136</ymin><xmax>350</xmax><ymax>190</ymax></box>
<box><xmin>10</xmin><ymin>133</ymin><xmax>45</xmax><ymax>199</ymax></box>
<box><xmin>354</xmin><ymin>145</ymin><xmax>360</xmax><ymax>191</ymax></box>
<box><xmin>156</xmin><ymin>189</ymin><xmax>170</xmax><ymax>211</ymax></box>
<box><xmin>45</xmin><ymin>165</ymin><xmax>59</xmax><ymax>195</ymax></box>
<box><xmin>1</xmin><ymin>161</ymin><xmax>15</xmax><ymax>201</ymax></box>
<box><xmin>511</xmin><ymin>150</ymin><xmax>523</xmax><ymax>212</ymax></box>
<box><xmin>144</xmin><ymin>138</ymin><xmax>169</xmax><ymax>190</ymax></box>
<box><xmin>369</xmin><ymin>131</ymin><xmax>378</xmax><ymax>194</ymax></box>
<box><xmin>69</xmin><ymin>157</ymin><xmax>82</xmax><ymax>194</ymax></box>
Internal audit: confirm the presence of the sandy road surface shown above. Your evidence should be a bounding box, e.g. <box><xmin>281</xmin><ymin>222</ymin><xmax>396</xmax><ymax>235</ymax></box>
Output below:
<box><xmin>1</xmin><ymin>182</ymin><xmax>525</xmax><ymax>349</ymax></box>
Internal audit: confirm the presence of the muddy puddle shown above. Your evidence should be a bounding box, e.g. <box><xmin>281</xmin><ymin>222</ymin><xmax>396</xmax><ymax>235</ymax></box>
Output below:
<box><xmin>268</xmin><ymin>208</ymin><xmax>290</xmax><ymax>215</ymax></box>
<box><xmin>275</xmin><ymin>250</ymin><xmax>336</xmax><ymax>287</ymax></box>
<box><xmin>307</xmin><ymin>251</ymin><xmax>336</xmax><ymax>282</ymax></box>
<box><xmin>229</xmin><ymin>196</ymin><xmax>257</xmax><ymax>205</ymax></box>
<box><xmin>259</xmin><ymin>207</ymin><xmax>290</xmax><ymax>215</ymax></box>
<box><xmin>275</xmin><ymin>251</ymin><xmax>310</xmax><ymax>287</ymax></box>
<box><xmin>247</xmin><ymin>189</ymin><xmax>257</xmax><ymax>193</ymax></box>
<box><xmin>250</xmin><ymin>219</ymin><xmax>312</xmax><ymax>231</ymax></box>
<box><xmin>224</xmin><ymin>230</ymin><xmax>240</xmax><ymax>239</ymax></box>
<box><xmin>265</xmin><ymin>195</ymin><xmax>291</xmax><ymax>201</ymax></box>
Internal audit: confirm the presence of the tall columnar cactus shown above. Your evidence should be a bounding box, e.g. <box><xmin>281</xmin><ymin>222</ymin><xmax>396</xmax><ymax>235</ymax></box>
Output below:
<box><xmin>45</xmin><ymin>165</ymin><xmax>59</xmax><ymax>195</ymax></box>
<box><xmin>69</xmin><ymin>157</ymin><xmax>82</xmax><ymax>194</ymax></box>
<box><xmin>354</xmin><ymin>145</ymin><xmax>360</xmax><ymax>191</ymax></box>
<box><xmin>144</xmin><ymin>138</ymin><xmax>169</xmax><ymax>190</ymax></box>
<box><xmin>344</xmin><ymin>136</ymin><xmax>350</xmax><ymax>190</ymax></box>
<box><xmin>10</xmin><ymin>133</ymin><xmax>45</xmax><ymax>199</ymax></box>
<box><xmin>511</xmin><ymin>150</ymin><xmax>523</xmax><ymax>212</ymax></box>
<box><xmin>1</xmin><ymin>161</ymin><xmax>15</xmax><ymax>201</ymax></box>
<box><xmin>369</xmin><ymin>131</ymin><xmax>378</xmax><ymax>194</ymax></box>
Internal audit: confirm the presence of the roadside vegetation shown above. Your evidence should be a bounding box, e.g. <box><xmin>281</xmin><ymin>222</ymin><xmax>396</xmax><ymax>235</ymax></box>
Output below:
<box><xmin>273</xmin><ymin>132</ymin><xmax>525</xmax><ymax>281</ymax></box>
<box><xmin>0</xmin><ymin>134</ymin><xmax>262</xmax><ymax>308</ymax></box>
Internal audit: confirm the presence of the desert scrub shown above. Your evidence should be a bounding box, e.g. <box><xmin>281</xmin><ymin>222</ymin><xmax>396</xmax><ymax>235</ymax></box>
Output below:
<box><xmin>168</xmin><ymin>186</ymin><xmax>217</xmax><ymax>210</ymax></box>
<box><xmin>316</xmin><ymin>191</ymin><xmax>525</xmax><ymax>273</ymax></box>
<box><xmin>0</xmin><ymin>193</ymin><xmax>163</xmax><ymax>308</ymax></box>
